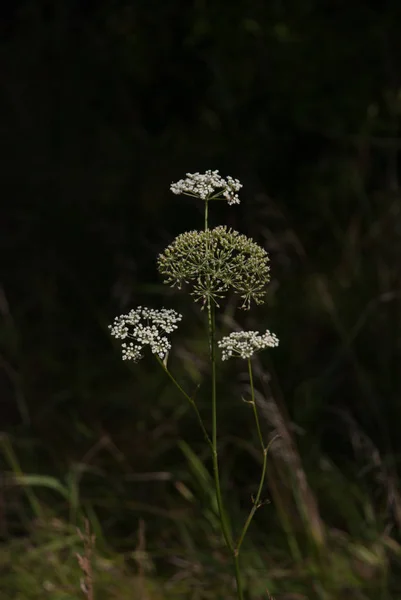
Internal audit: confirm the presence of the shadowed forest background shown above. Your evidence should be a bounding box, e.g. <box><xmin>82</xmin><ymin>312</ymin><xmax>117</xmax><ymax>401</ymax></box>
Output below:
<box><xmin>2</xmin><ymin>1</ymin><xmax>401</xmax><ymax>598</ymax></box>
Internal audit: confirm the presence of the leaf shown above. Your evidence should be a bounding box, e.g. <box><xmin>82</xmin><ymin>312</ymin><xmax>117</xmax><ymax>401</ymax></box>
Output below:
<box><xmin>13</xmin><ymin>474</ymin><xmax>70</xmax><ymax>500</ymax></box>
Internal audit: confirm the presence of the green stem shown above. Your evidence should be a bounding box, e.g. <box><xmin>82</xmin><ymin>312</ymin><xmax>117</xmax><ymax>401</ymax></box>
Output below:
<box><xmin>208</xmin><ymin>300</ymin><xmax>244</xmax><ymax>600</ymax></box>
<box><xmin>204</xmin><ymin>195</ymin><xmax>243</xmax><ymax>599</ymax></box>
<box><xmin>208</xmin><ymin>302</ymin><xmax>233</xmax><ymax>549</ymax></box>
<box><xmin>236</xmin><ymin>360</ymin><xmax>278</xmax><ymax>554</ymax></box>
<box><xmin>156</xmin><ymin>356</ymin><xmax>212</xmax><ymax>450</ymax></box>
<box><xmin>234</xmin><ymin>554</ymin><xmax>244</xmax><ymax>599</ymax></box>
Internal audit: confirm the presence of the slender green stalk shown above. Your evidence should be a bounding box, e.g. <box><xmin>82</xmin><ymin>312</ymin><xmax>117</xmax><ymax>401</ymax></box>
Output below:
<box><xmin>205</xmin><ymin>198</ymin><xmax>209</xmax><ymax>231</ymax></box>
<box><xmin>208</xmin><ymin>300</ymin><xmax>244</xmax><ymax>600</ymax></box>
<box><xmin>208</xmin><ymin>302</ymin><xmax>233</xmax><ymax>549</ymax></box>
<box><xmin>204</xmin><ymin>195</ymin><xmax>243</xmax><ymax>599</ymax></box>
<box><xmin>236</xmin><ymin>360</ymin><xmax>278</xmax><ymax>554</ymax></box>
<box><xmin>234</xmin><ymin>554</ymin><xmax>244</xmax><ymax>598</ymax></box>
<box><xmin>156</xmin><ymin>355</ymin><xmax>212</xmax><ymax>450</ymax></box>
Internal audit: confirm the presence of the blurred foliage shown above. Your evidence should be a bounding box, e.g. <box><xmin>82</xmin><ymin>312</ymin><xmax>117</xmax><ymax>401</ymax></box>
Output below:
<box><xmin>2</xmin><ymin>0</ymin><xmax>401</xmax><ymax>597</ymax></box>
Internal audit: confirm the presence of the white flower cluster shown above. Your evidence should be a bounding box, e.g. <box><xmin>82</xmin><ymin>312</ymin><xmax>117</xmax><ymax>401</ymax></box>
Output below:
<box><xmin>170</xmin><ymin>170</ymin><xmax>242</xmax><ymax>205</ymax></box>
<box><xmin>218</xmin><ymin>329</ymin><xmax>279</xmax><ymax>361</ymax></box>
<box><xmin>109</xmin><ymin>307</ymin><xmax>182</xmax><ymax>362</ymax></box>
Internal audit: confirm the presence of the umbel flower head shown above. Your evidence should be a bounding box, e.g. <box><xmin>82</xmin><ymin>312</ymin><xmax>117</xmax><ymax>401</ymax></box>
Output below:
<box><xmin>158</xmin><ymin>226</ymin><xmax>271</xmax><ymax>309</ymax></box>
<box><xmin>170</xmin><ymin>170</ymin><xmax>242</xmax><ymax>205</ymax></box>
<box><xmin>109</xmin><ymin>307</ymin><xmax>182</xmax><ymax>362</ymax></box>
<box><xmin>218</xmin><ymin>330</ymin><xmax>279</xmax><ymax>361</ymax></box>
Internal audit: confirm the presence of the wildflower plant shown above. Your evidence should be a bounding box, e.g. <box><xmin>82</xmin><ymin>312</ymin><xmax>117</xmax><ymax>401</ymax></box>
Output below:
<box><xmin>109</xmin><ymin>170</ymin><xmax>279</xmax><ymax>600</ymax></box>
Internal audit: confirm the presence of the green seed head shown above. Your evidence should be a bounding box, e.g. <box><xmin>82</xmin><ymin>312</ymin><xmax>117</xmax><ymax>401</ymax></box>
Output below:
<box><xmin>158</xmin><ymin>226</ymin><xmax>271</xmax><ymax>309</ymax></box>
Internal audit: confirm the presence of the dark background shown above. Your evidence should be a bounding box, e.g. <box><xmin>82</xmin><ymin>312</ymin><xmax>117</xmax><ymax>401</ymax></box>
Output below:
<box><xmin>2</xmin><ymin>1</ymin><xmax>401</xmax><ymax>598</ymax></box>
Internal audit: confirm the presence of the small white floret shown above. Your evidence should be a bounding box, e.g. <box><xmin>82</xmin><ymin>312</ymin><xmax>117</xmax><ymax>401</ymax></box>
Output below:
<box><xmin>218</xmin><ymin>329</ymin><xmax>279</xmax><ymax>360</ymax></box>
<box><xmin>109</xmin><ymin>307</ymin><xmax>182</xmax><ymax>362</ymax></box>
<box><xmin>170</xmin><ymin>170</ymin><xmax>242</xmax><ymax>205</ymax></box>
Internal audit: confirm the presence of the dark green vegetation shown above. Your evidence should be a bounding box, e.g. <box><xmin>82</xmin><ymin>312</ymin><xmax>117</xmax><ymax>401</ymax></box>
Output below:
<box><xmin>2</xmin><ymin>1</ymin><xmax>401</xmax><ymax>598</ymax></box>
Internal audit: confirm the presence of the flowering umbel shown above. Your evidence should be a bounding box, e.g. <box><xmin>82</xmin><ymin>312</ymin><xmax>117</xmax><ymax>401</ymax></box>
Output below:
<box><xmin>170</xmin><ymin>170</ymin><xmax>242</xmax><ymax>205</ymax></box>
<box><xmin>109</xmin><ymin>307</ymin><xmax>182</xmax><ymax>362</ymax></box>
<box><xmin>218</xmin><ymin>330</ymin><xmax>279</xmax><ymax>360</ymax></box>
<box><xmin>109</xmin><ymin>170</ymin><xmax>280</xmax><ymax>600</ymax></box>
<box><xmin>158</xmin><ymin>226</ymin><xmax>271</xmax><ymax>309</ymax></box>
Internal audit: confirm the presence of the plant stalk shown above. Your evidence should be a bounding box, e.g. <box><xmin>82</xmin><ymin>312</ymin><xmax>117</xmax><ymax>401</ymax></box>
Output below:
<box><xmin>205</xmin><ymin>198</ymin><xmax>209</xmax><ymax>231</ymax></box>
<box><xmin>208</xmin><ymin>300</ymin><xmax>244</xmax><ymax>600</ymax></box>
<box><xmin>156</xmin><ymin>356</ymin><xmax>212</xmax><ymax>450</ymax></box>
<box><xmin>236</xmin><ymin>360</ymin><xmax>278</xmax><ymax>554</ymax></box>
<box><xmin>204</xmin><ymin>195</ymin><xmax>243</xmax><ymax>599</ymax></box>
